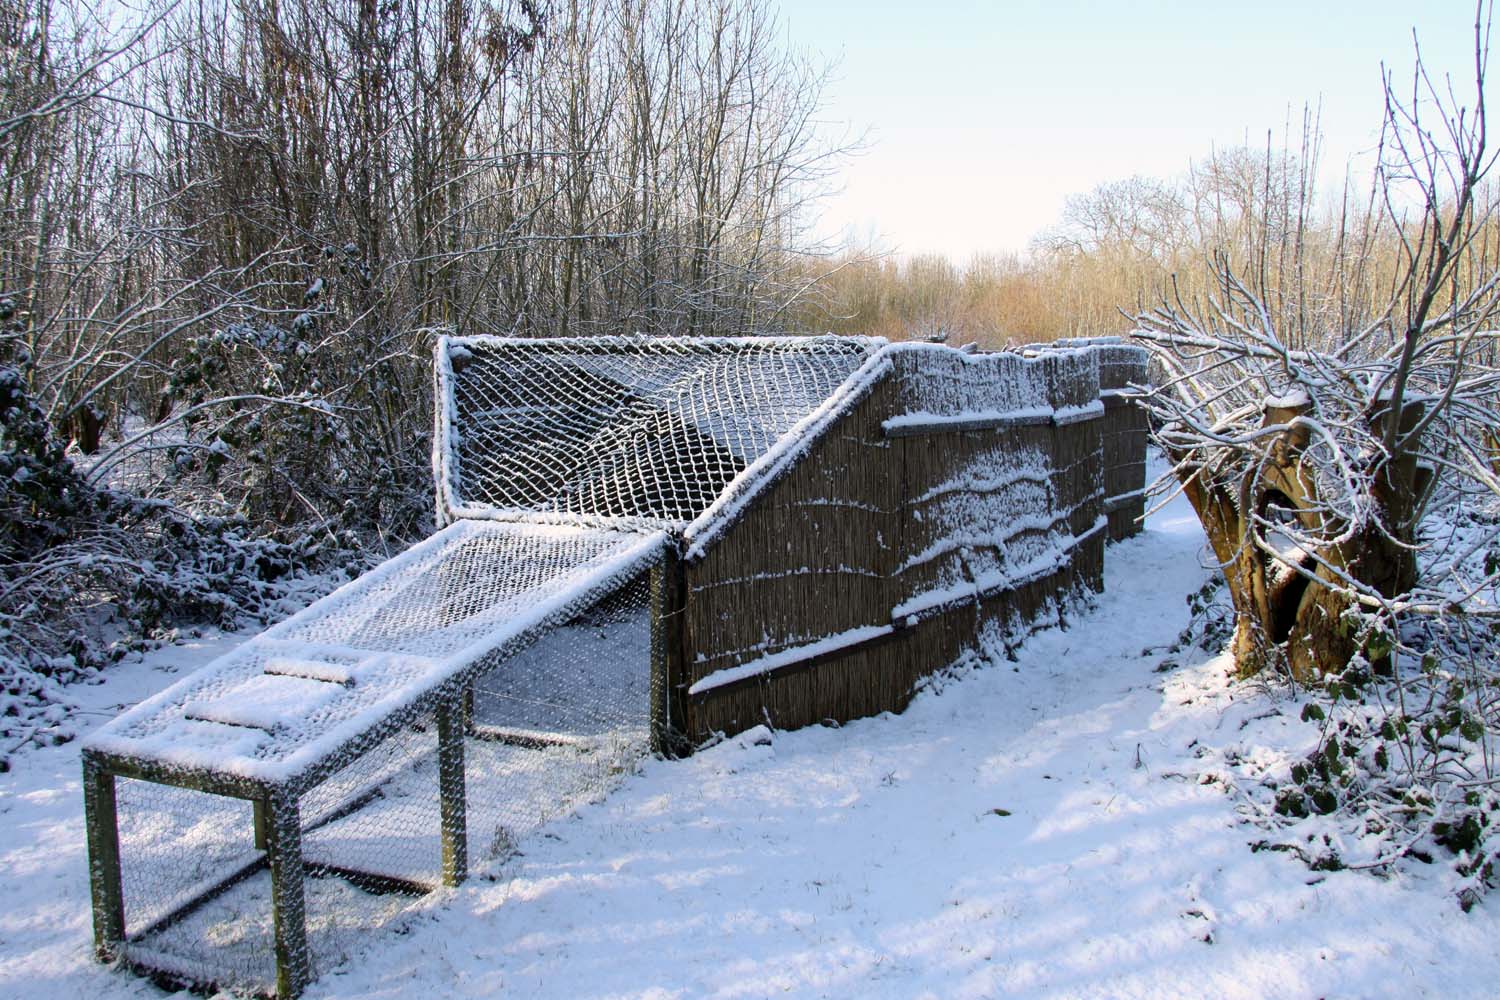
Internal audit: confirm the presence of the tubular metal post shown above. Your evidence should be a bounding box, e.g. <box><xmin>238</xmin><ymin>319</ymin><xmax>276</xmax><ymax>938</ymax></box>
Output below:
<box><xmin>82</xmin><ymin>755</ymin><xmax>125</xmax><ymax>961</ymax></box>
<box><xmin>264</xmin><ymin>791</ymin><xmax>310</xmax><ymax>999</ymax></box>
<box><xmin>436</xmin><ymin>697</ymin><xmax>468</xmax><ymax>886</ymax></box>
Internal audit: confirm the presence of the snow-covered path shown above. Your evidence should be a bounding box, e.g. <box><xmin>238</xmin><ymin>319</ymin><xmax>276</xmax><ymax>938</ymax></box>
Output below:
<box><xmin>2</xmin><ymin>493</ymin><xmax>1497</xmax><ymax>999</ymax></box>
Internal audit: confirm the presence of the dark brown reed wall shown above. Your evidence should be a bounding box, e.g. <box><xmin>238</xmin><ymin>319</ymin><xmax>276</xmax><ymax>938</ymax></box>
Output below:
<box><xmin>1094</xmin><ymin>344</ymin><xmax>1150</xmax><ymax>542</ymax></box>
<box><xmin>673</xmin><ymin>342</ymin><xmax>1147</xmax><ymax>744</ymax></box>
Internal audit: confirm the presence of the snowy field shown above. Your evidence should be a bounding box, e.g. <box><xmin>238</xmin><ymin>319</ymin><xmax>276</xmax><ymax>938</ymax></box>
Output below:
<box><xmin>3</xmin><ymin>490</ymin><xmax>1498</xmax><ymax>999</ymax></box>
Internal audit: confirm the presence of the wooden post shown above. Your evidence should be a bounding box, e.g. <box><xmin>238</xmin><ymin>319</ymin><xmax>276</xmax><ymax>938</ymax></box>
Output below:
<box><xmin>650</xmin><ymin>548</ymin><xmax>687</xmax><ymax>757</ymax></box>
<box><xmin>436</xmin><ymin>697</ymin><xmax>467</xmax><ymax>887</ymax></box>
<box><xmin>83</xmin><ymin>755</ymin><xmax>125</xmax><ymax>961</ymax></box>
<box><xmin>264</xmin><ymin>791</ymin><xmax>310</xmax><ymax>999</ymax></box>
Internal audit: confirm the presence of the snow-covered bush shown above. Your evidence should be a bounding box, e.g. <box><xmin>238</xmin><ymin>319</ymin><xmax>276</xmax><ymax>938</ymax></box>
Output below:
<box><xmin>0</xmin><ymin>309</ymin><xmax>336</xmax><ymax>769</ymax></box>
<box><xmin>160</xmin><ymin>264</ymin><xmax>430</xmax><ymax>543</ymax></box>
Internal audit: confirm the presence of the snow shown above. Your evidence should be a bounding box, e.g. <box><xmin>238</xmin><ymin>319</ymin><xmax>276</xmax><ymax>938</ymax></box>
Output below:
<box><xmin>893</xmin><ymin>544</ymin><xmax>1071</xmax><ymax>620</ymax></box>
<box><xmin>262</xmin><ymin>655</ymin><xmax>362</xmax><ymax>686</ymax></box>
<box><xmin>899</xmin><ymin>510</ymin><xmax>1060</xmax><ymax>573</ymax></box>
<box><xmin>891</xmin><ymin>342</ymin><xmax>1056</xmax><ymax>417</ymax></box>
<box><xmin>4</xmin><ymin>481</ymin><xmax>1500</xmax><ymax>998</ymax></box>
<box><xmin>1265</xmin><ymin>388</ymin><xmax>1312</xmax><ymax>409</ymax></box>
<box><xmin>915</xmin><ymin>464</ymin><xmax>1052</xmax><ymax>505</ymax></box>
<box><xmin>183</xmin><ymin>673</ymin><xmax>344</xmax><ymax>732</ymax></box>
<box><xmin>882</xmin><ymin>405</ymin><xmax>1054</xmax><ymax>433</ymax></box>
<box><xmin>128</xmin><ymin>715</ymin><xmax>271</xmax><ymax>759</ymax></box>
<box><xmin>1053</xmin><ymin>399</ymin><xmax>1106</xmax><ymax>425</ymax></box>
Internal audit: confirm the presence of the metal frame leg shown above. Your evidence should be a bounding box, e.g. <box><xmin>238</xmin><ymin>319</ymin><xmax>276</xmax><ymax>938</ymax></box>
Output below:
<box><xmin>264</xmin><ymin>791</ymin><xmax>310</xmax><ymax>998</ymax></box>
<box><xmin>83</xmin><ymin>755</ymin><xmax>125</xmax><ymax>961</ymax></box>
<box><xmin>254</xmin><ymin>799</ymin><xmax>270</xmax><ymax>851</ymax></box>
<box><xmin>436</xmin><ymin>698</ymin><xmax>467</xmax><ymax>887</ymax></box>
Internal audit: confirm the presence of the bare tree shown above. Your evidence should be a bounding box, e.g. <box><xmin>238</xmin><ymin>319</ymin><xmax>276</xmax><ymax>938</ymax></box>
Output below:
<box><xmin>1</xmin><ymin>0</ymin><xmax>852</xmax><ymax>703</ymax></box>
<box><xmin>1134</xmin><ymin>4</ymin><xmax>1500</xmax><ymax>679</ymax></box>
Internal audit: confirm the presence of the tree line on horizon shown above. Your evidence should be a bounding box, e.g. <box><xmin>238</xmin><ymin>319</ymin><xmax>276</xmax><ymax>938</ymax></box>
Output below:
<box><xmin>802</xmin><ymin>133</ymin><xmax>1500</xmax><ymax>350</ymax></box>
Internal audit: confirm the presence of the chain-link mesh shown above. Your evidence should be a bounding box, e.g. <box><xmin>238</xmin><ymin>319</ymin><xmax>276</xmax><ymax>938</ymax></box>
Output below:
<box><xmin>113</xmin><ymin>776</ymin><xmax>274</xmax><ymax>992</ymax></box>
<box><xmin>466</xmin><ymin>572</ymin><xmax>651</xmax><ymax>862</ymax></box>
<box><xmin>114</xmin><ymin>739</ymin><xmax>438</xmax><ymax>995</ymax></box>
<box><xmin>103</xmin><ymin>572</ymin><xmax>653</xmax><ymax>995</ymax></box>
<box><xmin>299</xmin><ymin>718</ymin><xmax>444</xmax><ymax>889</ymax></box>
<box><xmin>89</xmin><ymin>521</ymin><xmax>660</xmax><ymax>783</ymax></box>
<box><xmin>440</xmin><ymin>336</ymin><xmax>879</xmax><ymax>526</ymax></box>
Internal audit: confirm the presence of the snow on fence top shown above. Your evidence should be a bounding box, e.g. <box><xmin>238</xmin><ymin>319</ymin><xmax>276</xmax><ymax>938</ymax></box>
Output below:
<box><xmin>882</xmin><ymin>341</ymin><xmax>1100</xmax><ymax>427</ymax></box>
<box><xmin>85</xmin><ymin>520</ymin><xmax>666</xmax><ymax>788</ymax></box>
<box><xmin>434</xmin><ymin>334</ymin><xmax>885</xmax><ymax>532</ymax></box>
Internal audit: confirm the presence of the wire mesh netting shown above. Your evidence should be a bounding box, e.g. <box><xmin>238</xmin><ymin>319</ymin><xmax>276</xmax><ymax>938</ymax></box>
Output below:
<box><xmin>439</xmin><ymin>335</ymin><xmax>880</xmax><ymax>527</ymax></box>
<box><xmin>89</xmin><ymin>521</ymin><xmax>661</xmax><ymax>782</ymax></box>
<box><xmin>110</xmin><ymin>574</ymin><xmax>653</xmax><ymax>995</ymax></box>
<box><xmin>465</xmin><ymin>572</ymin><xmax>651</xmax><ymax>861</ymax></box>
<box><xmin>114</xmin><ymin>778</ymin><xmax>264</xmax><ymax>984</ymax></box>
<box><xmin>114</xmin><ymin>726</ymin><xmax>435</xmax><ymax>995</ymax></box>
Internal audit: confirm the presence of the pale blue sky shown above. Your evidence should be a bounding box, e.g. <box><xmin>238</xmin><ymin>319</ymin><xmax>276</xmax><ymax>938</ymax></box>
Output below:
<box><xmin>781</xmin><ymin>0</ymin><xmax>1494</xmax><ymax>258</ymax></box>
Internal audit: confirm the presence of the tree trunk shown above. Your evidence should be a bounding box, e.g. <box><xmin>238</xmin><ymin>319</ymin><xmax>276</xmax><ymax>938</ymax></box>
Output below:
<box><xmin>1171</xmin><ymin>398</ymin><xmax>1429</xmax><ymax>680</ymax></box>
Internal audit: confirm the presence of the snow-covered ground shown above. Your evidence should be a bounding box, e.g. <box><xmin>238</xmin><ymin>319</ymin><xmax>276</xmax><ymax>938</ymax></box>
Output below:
<box><xmin>3</xmin><ymin>491</ymin><xmax>1497</xmax><ymax>999</ymax></box>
